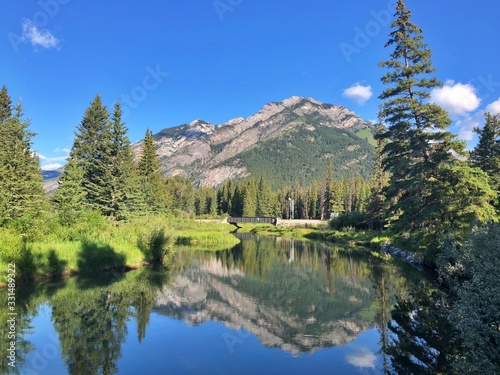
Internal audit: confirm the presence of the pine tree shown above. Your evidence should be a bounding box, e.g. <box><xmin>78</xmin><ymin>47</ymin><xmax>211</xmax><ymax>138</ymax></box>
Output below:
<box><xmin>109</xmin><ymin>103</ymin><xmax>144</xmax><ymax>219</ymax></box>
<box><xmin>256</xmin><ymin>173</ymin><xmax>274</xmax><ymax>216</ymax></box>
<box><xmin>377</xmin><ymin>0</ymin><xmax>495</xmax><ymax>241</ymax></box>
<box><xmin>367</xmin><ymin>125</ymin><xmax>390</xmax><ymax>230</ymax></box>
<box><xmin>324</xmin><ymin>161</ymin><xmax>334</xmax><ymax>215</ymax></box>
<box><xmin>68</xmin><ymin>94</ymin><xmax>114</xmax><ymax>215</ymax></box>
<box><xmin>0</xmin><ymin>85</ymin><xmax>12</xmax><ymax>124</ymax></box>
<box><xmin>242</xmin><ymin>178</ymin><xmax>258</xmax><ymax>217</ymax></box>
<box><xmin>139</xmin><ymin>129</ymin><xmax>169</xmax><ymax>214</ymax></box>
<box><xmin>53</xmin><ymin>158</ymin><xmax>86</xmax><ymax>225</ymax></box>
<box><xmin>471</xmin><ymin>113</ymin><xmax>500</xmax><ymax>207</ymax></box>
<box><xmin>308</xmin><ymin>181</ymin><xmax>319</xmax><ymax>219</ymax></box>
<box><xmin>0</xmin><ymin>91</ymin><xmax>45</xmax><ymax>232</ymax></box>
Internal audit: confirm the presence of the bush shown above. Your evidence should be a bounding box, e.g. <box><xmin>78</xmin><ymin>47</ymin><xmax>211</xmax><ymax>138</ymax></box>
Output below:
<box><xmin>329</xmin><ymin>211</ymin><xmax>368</xmax><ymax>231</ymax></box>
<box><xmin>0</xmin><ymin>228</ymin><xmax>35</xmax><ymax>281</ymax></box>
<box><xmin>137</xmin><ymin>225</ymin><xmax>177</xmax><ymax>264</ymax></box>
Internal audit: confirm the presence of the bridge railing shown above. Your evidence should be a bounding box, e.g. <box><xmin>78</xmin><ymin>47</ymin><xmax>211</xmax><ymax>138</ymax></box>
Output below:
<box><xmin>227</xmin><ymin>217</ymin><xmax>277</xmax><ymax>226</ymax></box>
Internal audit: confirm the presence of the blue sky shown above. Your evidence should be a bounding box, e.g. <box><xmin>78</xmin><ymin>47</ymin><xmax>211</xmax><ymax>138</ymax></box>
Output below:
<box><xmin>2</xmin><ymin>0</ymin><xmax>499</xmax><ymax>170</ymax></box>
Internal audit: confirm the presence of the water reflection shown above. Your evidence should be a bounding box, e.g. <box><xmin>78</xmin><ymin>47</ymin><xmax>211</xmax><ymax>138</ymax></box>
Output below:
<box><xmin>0</xmin><ymin>235</ymin><xmax>439</xmax><ymax>374</ymax></box>
<box><xmin>159</xmin><ymin>235</ymin><xmax>418</xmax><ymax>356</ymax></box>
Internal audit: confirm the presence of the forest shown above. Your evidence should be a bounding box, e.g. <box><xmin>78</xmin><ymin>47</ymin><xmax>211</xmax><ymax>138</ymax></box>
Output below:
<box><xmin>0</xmin><ymin>0</ymin><xmax>499</xmax><ymax>372</ymax></box>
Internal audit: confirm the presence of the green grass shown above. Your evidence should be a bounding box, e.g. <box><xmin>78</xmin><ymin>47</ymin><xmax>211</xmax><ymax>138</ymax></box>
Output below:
<box><xmin>0</xmin><ymin>216</ymin><xmax>241</xmax><ymax>286</ymax></box>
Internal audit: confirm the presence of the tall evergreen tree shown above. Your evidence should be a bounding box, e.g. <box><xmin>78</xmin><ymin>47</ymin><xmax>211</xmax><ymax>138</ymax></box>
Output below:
<box><xmin>323</xmin><ymin>161</ymin><xmax>334</xmax><ymax>215</ymax></box>
<box><xmin>0</xmin><ymin>85</ymin><xmax>12</xmax><ymax>124</ymax></box>
<box><xmin>242</xmin><ymin>178</ymin><xmax>258</xmax><ymax>217</ymax></box>
<box><xmin>0</xmin><ymin>91</ymin><xmax>45</xmax><ymax>231</ymax></box>
<box><xmin>139</xmin><ymin>129</ymin><xmax>169</xmax><ymax>214</ymax></box>
<box><xmin>53</xmin><ymin>159</ymin><xmax>86</xmax><ymax>226</ymax></box>
<box><xmin>377</xmin><ymin>0</ymin><xmax>495</xmax><ymax>242</ymax></box>
<box><xmin>109</xmin><ymin>103</ymin><xmax>144</xmax><ymax>219</ymax></box>
<box><xmin>471</xmin><ymin>113</ymin><xmax>500</xmax><ymax>208</ymax></box>
<box><xmin>256</xmin><ymin>173</ymin><xmax>274</xmax><ymax>216</ymax></box>
<box><xmin>367</xmin><ymin>125</ymin><xmax>390</xmax><ymax>230</ymax></box>
<box><xmin>67</xmin><ymin>94</ymin><xmax>114</xmax><ymax>215</ymax></box>
<box><xmin>308</xmin><ymin>181</ymin><xmax>319</xmax><ymax>219</ymax></box>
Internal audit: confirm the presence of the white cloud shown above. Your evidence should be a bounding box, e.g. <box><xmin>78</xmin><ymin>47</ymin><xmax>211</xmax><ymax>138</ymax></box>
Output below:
<box><xmin>342</xmin><ymin>83</ymin><xmax>373</xmax><ymax>105</ymax></box>
<box><xmin>41</xmin><ymin>163</ymin><xmax>62</xmax><ymax>171</ymax></box>
<box><xmin>455</xmin><ymin>111</ymin><xmax>484</xmax><ymax>142</ymax></box>
<box><xmin>346</xmin><ymin>347</ymin><xmax>377</xmax><ymax>369</ymax></box>
<box><xmin>485</xmin><ymin>97</ymin><xmax>500</xmax><ymax>115</ymax></box>
<box><xmin>53</xmin><ymin>148</ymin><xmax>71</xmax><ymax>154</ymax></box>
<box><xmin>430</xmin><ymin>80</ymin><xmax>480</xmax><ymax>116</ymax></box>
<box><xmin>21</xmin><ymin>19</ymin><xmax>60</xmax><ymax>49</ymax></box>
<box><xmin>38</xmin><ymin>153</ymin><xmax>68</xmax><ymax>170</ymax></box>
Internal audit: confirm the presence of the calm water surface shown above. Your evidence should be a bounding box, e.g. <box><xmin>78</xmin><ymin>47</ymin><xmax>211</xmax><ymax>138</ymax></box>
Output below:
<box><xmin>1</xmin><ymin>235</ymin><xmax>432</xmax><ymax>375</ymax></box>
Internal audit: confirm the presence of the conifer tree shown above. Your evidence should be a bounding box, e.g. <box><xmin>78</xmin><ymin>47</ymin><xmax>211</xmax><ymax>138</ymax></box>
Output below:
<box><xmin>109</xmin><ymin>103</ymin><xmax>144</xmax><ymax>219</ymax></box>
<box><xmin>471</xmin><ymin>113</ymin><xmax>500</xmax><ymax>207</ymax></box>
<box><xmin>139</xmin><ymin>129</ymin><xmax>169</xmax><ymax>214</ymax></box>
<box><xmin>0</xmin><ymin>91</ymin><xmax>45</xmax><ymax>231</ymax></box>
<box><xmin>323</xmin><ymin>161</ymin><xmax>334</xmax><ymax>215</ymax></box>
<box><xmin>377</xmin><ymin>0</ymin><xmax>496</xmax><ymax>241</ymax></box>
<box><xmin>367</xmin><ymin>125</ymin><xmax>390</xmax><ymax>230</ymax></box>
<box><xmin>0</xmin><ymin>85</ymin><xmax>12</xmax><ymax>124</ymax></box>
<box><xmin>231</xmin><ymin>182</ymin><xmax>245</xmax><ymax>217</ymax></box>
<box><xmin>256</xmin><ymin>173</ymin><xmax>273</xmax><ymax>216</ymax></box>
<box><xmin>53</xmin><ymin>159</ymin><xmax>86</xmax><ymax>225</ymax></box>
<box><xmin>308</xmin><ymin>181</ymin><xmax>319</xmax><ymax>219</ymax></box>
<box><xmin>66</xmin><ymin>94</ymin><xmax>114</xmax><ymax>215</ymax></box>
<box><xmin>242</xmin><ymin>178</ymin><xmax>258</xmax><ymax>217</ymax></box>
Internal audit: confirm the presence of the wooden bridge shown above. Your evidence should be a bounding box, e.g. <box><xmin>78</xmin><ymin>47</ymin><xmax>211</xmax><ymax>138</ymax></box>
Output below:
<box><xmin>227</xmin><ymin>217</ymin><xmax>278</xmax><ymax>228</ymax></box>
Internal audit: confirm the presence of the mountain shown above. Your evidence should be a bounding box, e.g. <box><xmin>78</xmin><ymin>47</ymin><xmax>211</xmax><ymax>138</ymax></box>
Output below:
<box><xmin>42</xmin><ymin>167</ymin><xmax>64</xmax><ymax>194</ymax></box>
<box><xmin>133</xmin><ymin>96</ymin><xmax>376</xmax><ymax>187</ymax></box>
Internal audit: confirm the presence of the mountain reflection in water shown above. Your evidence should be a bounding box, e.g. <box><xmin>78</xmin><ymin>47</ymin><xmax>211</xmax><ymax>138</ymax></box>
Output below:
<box><xmin>0</xmin><ymin>234</ymin><xmax>432</xmax><ymax>375</ymax></box>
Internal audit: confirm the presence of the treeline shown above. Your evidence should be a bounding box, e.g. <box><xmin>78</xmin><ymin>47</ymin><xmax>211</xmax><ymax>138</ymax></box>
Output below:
<box><xmin>0</xmin><ymin>87</ymin><xmax>376</xmax><ymax>232</ymax></box>
<box><xmin>215</xmin><ymin>168</ymin><xmax>373</xmax><ymax>220</ymax></box>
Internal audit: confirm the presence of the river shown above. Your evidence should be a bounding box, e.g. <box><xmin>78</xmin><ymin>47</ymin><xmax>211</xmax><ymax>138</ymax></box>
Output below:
<box><xmin>0</xmin><ymin>234</ymin><xmax>436</xmax><ymax>375</ymax></box>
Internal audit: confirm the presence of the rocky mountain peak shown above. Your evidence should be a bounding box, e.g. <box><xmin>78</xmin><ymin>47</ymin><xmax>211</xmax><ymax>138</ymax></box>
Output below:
<box><xmin>132</xmin><ymin>96</ymin><xmax>375</xmax><ymax>187</ymax></box>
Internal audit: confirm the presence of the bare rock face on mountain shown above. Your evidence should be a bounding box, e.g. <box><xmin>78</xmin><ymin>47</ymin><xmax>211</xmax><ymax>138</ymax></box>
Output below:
<box><xmin>132</xmin><ymin>96</ymin><xmax>375</xmax><ymax>187</ymax></box>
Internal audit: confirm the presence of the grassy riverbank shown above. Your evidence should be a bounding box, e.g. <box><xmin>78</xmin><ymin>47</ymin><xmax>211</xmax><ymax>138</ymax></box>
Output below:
<box><xmin>0</xmin><ymin>216</ymin><xmax>240</xmax><ymax>286</ymax></box>
<box><xmin>1</xmin><ymin>216</ymin><xmax>393</xmax><ymax>287</ymax></box>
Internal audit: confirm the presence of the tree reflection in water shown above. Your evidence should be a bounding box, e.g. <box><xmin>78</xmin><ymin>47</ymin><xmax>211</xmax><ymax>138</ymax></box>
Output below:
<box><xmin>0</xmin><ymin>236</ymin><xmax>458</xmax><ymax>374</ymax></box>
<box><xmin>382</xmin><ymin>282</ymin><xmax>459</xmax><ymax>374</ymax></box>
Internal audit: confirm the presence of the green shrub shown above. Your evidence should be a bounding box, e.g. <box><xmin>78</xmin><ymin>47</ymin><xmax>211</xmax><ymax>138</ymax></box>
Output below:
<box><xmin>137</xmin><ymin>225</ymin><xmax>176</xmax><ymax>264</ymax></box>
<box><xmin>0</xmin><ymin>228</ymin><xmax>35</xmax><ymax>281</ymax></box>
<box><xmin>329</xmin><ymin>211</ymin><xmax>369</xmax><ymax>231</ymax></box>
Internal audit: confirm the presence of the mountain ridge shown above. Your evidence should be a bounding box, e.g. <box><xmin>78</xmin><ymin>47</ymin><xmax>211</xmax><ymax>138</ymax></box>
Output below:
<box><xmin>133</xmin><ymin>96</ymin><xmax>376</xmax><ymax>187</ymax></box>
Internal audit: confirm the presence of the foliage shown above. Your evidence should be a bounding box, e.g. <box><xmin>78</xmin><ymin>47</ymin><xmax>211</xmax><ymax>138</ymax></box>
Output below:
<box><xmin>329</xmin><ymin>211</ymin><xmax>368</xmax><ymax>231</ymax></box>
<box><xmin>376</xmin><ymin>1</ymin><xmax>496</xmax><ymax>248</ymax></box>
<box><xmin>52</xmin><ymin>159</ymin><xmax>86</xmax><ymax>226</ymax></box>
<box><xmin>437</xmin><ymin>224</ymin><xmax>500</xmax><ymax>373</ymax></box>
<box><xmin>471</xmin><ymin>112</ymin><xmax>500</xmax><ymax>208</ymax></box>
<box><xmin>384</xmin><ymin>284</ymin><xmax>459</xmax><ymax>375</ymax></box>
<box><xmin>138</xmin><ymin>129</ymin><xmax>171</xmax><ymax>214</ymax></box>
<box><xmin>57</xmin><ymin>96</ymin><xmax>146</xmax><ymax>221</ymax></box>
<box><xmin>0</xmin><ymin>228</ymin><xmax>35</xmax><ymax>281</ymax></box>
<box><xmin>0</xmin><ymin>86</ymin><xmax>45</xmax><ymax>234</ymax></box>
<box><xmin>137</xmin><ymin>224</ymin><xmax>176</xmax><ymax>264</ymax></box>
<box><xmin>221</xmin><ymin>120</ymin><xmax>374</xmax><ymax>189</ymax></box>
